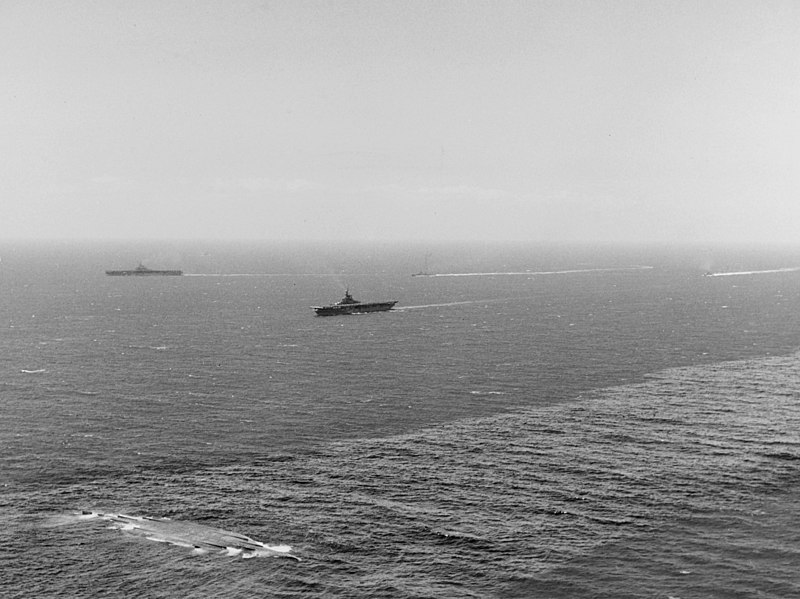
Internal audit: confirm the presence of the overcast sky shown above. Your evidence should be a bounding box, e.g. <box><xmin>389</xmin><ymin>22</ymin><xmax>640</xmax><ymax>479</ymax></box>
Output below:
<box><xmin>2</xmin><ymin>0</ymin><xmax>799</xmax><ymax>243</ymax></box>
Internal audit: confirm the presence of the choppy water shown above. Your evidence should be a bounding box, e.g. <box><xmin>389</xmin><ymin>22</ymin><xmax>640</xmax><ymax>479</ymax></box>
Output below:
<box><xmin>1</xmin><ymin>242</ymin><xmax>799</xmax><ymax>597</ymax></box>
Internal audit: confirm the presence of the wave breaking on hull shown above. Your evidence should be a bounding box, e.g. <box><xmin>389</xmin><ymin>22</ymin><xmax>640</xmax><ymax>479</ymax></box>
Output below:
<box><xmin>75</xmin><ymin>511</ymin><xmax>299</xmax><ymax>560</ymax></box>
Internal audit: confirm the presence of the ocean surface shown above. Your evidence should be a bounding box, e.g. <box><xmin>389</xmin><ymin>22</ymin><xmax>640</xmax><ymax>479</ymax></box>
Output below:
<box><xmin>1</xmin><ymin>241</ymin><xmax>799</xmax><ymax>598</ymax></box>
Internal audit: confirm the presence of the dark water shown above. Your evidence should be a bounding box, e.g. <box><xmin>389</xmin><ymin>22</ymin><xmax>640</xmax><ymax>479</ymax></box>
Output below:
<box><xmin>1</xmin><ymin>241</ymin><xmax>799</xmax><ymax>597</ymax></box>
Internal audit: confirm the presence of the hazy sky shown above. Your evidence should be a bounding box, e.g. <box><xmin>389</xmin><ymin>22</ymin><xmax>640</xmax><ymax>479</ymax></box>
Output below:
<box><xmin>2</xmin><ymin>0</ymin><xmax>800</xmax><ymax>243</ymax></box>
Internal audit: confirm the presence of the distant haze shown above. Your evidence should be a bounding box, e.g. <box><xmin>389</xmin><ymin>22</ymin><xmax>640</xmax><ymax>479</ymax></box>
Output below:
<box><xmin>2</xmin><ymin>1</ymin><xmax>800</xmax><ymax>244</ymax></box>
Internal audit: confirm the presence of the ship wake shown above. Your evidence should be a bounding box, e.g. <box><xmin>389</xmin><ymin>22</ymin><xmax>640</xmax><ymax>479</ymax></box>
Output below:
<box><xmin>74</xmin><ymin>511</ymin><xmax>299</xmax><ymax>560</ymax></box>
<box><xmin>421</xmin><ymin>266</ymin><xmax>653</xmax><ymax>277</ymax></box>
<box><xmin>705</xmin><ymin>267</ymin><xmax>800</xmax><ymax>277</ymax></box>
<box><xmin>398</xmin><ymin>298</ymin><xmax>518</xmax><ymax>310</ymax></box>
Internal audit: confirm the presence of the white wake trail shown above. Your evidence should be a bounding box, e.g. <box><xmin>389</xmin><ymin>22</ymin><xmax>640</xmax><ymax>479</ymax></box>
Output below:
<box><xmin>398</xmin><ymin>298</ymin><xmax>518</xmax><ymax>310</ymax></box>
<box><xmin>421</xmin><ymin>266</ymin><xmax>653</xmax><ymax>277</ymax></box>
<box><xmin>705</xmin><ymin>267</ymin><xmax>800</xmax><ymax>277</ymax></box>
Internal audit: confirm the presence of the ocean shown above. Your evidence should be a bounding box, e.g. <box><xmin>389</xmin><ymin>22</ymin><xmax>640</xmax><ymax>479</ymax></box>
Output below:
<box><xmin>1</xmin><ymin>241</ymin><xmax>798</xmax><ymax>598</ymax></box>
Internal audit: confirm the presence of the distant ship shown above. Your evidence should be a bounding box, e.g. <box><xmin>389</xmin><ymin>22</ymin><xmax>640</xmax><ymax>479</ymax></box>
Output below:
<box><xmin>312</xmin><ymin>290</ymin><xmax>397</xmax><ymax>316</ymax></box>
<box><xmin>106</xmin><ymin>264</ymin><xmax>183</xmax><ymax>276</ymax></box>
<box><xmin>412</xmin><ymin>253</ymin><xmax>434</xmax><ymax>277</ymax></box>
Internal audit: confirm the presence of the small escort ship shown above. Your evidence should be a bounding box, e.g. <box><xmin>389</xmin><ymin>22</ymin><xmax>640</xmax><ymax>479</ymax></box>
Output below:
<box><xmin>106</xmin><ymin>263</ymin><xmax>183</xmax><ymax>276</ymax></box>
<box><xmin>313</xmin><ymin>290</ymin><xmax>397</xmax><ymax>316</ymax></box>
